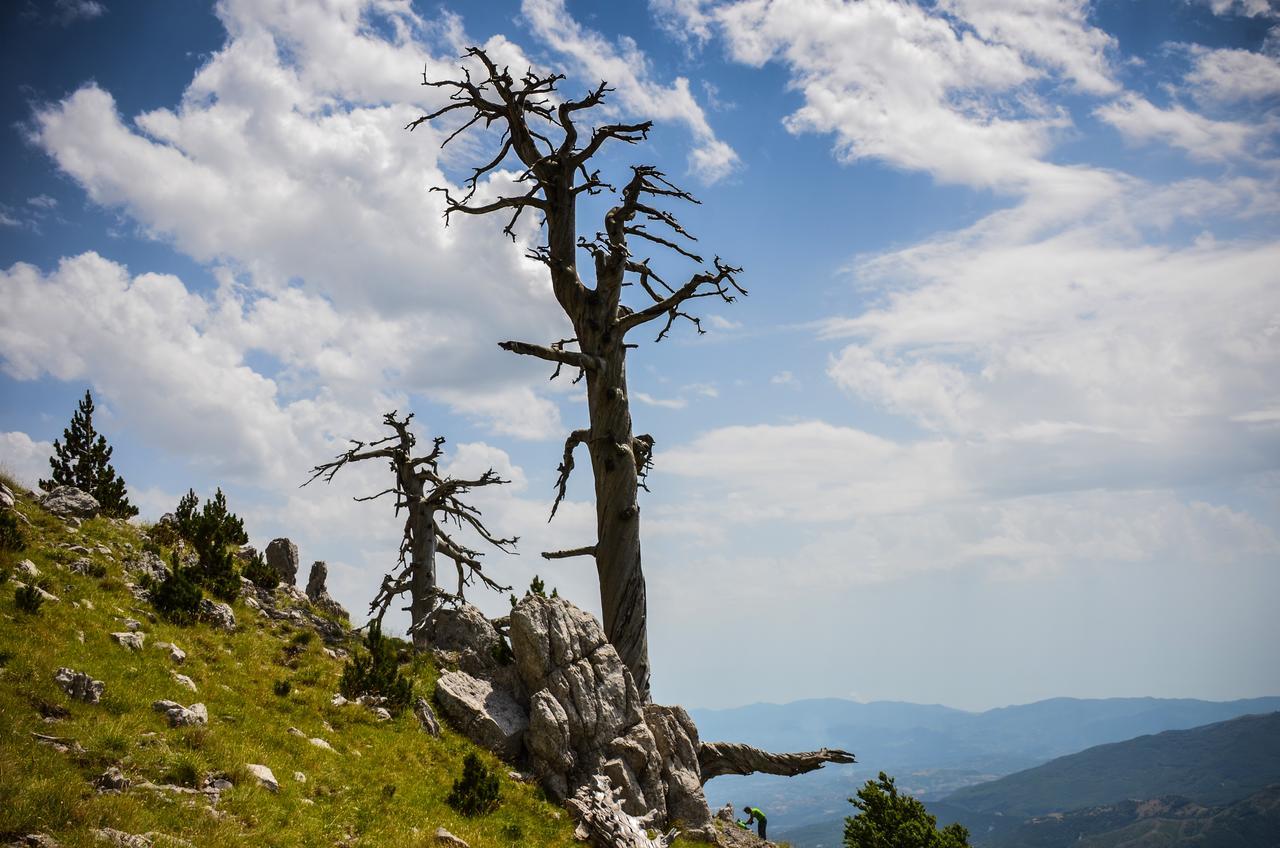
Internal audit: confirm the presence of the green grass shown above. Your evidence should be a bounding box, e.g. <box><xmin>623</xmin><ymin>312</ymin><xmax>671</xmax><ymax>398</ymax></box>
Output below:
<box><xmin>0</xmin><ymin>478</ymin><xmax>617</xmax><ymax>847</ymax></box>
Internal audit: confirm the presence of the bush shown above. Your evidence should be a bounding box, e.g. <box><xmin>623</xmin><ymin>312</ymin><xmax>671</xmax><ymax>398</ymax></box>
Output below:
<box><xmin>171</xmin><ymin>488</ymin><xmax>248</xmax><ymax>602</ymax></box>
<box><xmin>447</xmin><ymin>753</ymin><xmax>501</xmax><ymax>817</ymax></box>
<box><xmin>242</xmin><ymin>551</ymin><xmax>278</xmax><ymax>591</ymax></box>
<box><xmin>151</xmin><ymin>554</ymin><xmax>202</xmax><ymax>625</ymax></box>
<box><xmin>14</xmin><ymin>583</ymin><xmax>43</xmax><ymax>615</ymax></box>
<box><xmin>338</xmin><ymin>623</ymin><xmax>412</xmax><ymax>714</ymax></box>
<box><xmin>0</xmin><ymin>511</ymin><xmax>24</xmax><ymax>552</ymax></box>
<box><xmin>844</xmin><ymin>772</ymin><xmax>970</xmax><ymax>848</ymax></box>
<box><xmin>273</xmin><ymin>679</ymin><xmax>291</xmax><ymax>697</ymax></box>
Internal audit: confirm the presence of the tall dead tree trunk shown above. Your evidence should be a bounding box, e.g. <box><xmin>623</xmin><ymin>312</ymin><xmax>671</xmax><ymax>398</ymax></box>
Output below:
<box><xmin>304</xmin><ymin>411</ymin><xmax>516</xmax><ymax>644</ymax></box>
<box><xmin>412</xmin><ymin>49</ymin><xmax>744</xmax><ymax>699</ymax></box>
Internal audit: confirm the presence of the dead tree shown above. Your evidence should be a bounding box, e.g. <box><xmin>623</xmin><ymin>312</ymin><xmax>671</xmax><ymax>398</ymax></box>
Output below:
<box><xmin>303</xmin><ymin>411</ymin><xmax>515</xmax><ymax>646</ymax></box>
<box><xmin>410</xmin><ymin>48</ymin><xmax>745</xmax><ymax>700</ymax></box>
<box><xmin>697</xmin><ymin>742</ymin><xmax>856</xmax><ymax>783</ymax></box>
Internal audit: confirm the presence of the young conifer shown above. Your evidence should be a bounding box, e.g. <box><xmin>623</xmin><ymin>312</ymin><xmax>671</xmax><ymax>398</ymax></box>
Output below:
<box><xmin>41</xmin><ymin>390</ymin><xmax>138</xmax><ymax>519</ymax></box>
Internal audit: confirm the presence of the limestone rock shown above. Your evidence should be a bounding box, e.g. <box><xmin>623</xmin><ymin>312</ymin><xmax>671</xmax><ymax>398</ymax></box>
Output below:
<box><xmin>123</xmin><ymin>618</ymin><xmax>141</xmax><ymax>632</ymax></box>
<box><xmin>246</xmin><ymin>763</ymin><xmax>278</xmax><ymax>792</ymax></box>
<box><xmin>123</xmin><ymin>551</ymin><xmax>167</xmax><ymax>583</ymax></box>
<box><xmin>155</xmin><ymin>642</ymin><xmax>186</xmax><ymax>664</ymax></box>
<box><xmin>111</xmin><ymin>632</ymin><xmax>145</xmax><ymax>651</ymax></box>
<box><xmin>0</xmin><ymin>481</ymin><xmax>14</xmax><ymax>511</ymax></box>
<box><xmin>171</xmin><ymin>673</ymin><xmax>197</xmax><ymax>692</ymax></box>
<box><xmin>309</xmin><ymin>737</ymin><xmax>336</xmax><ymax>751</ymax></box>
<box><xmin>264</xmin><ymin>538</ymin><xmax>299</xmax><ymax>586</ymax></box>
<box><xmin>413</xmin><ymin>696</ymin><xmax>441</xmax><ymax>736</ymax></box>
<box><xmin>94</xmin><ymin>766</ymin><xmax>130</xmax><ymax>793</ymax></box>
<box><xmin>16</xmin><ymin>559</ymin><xmax>39</xmax><ymax>579</ymax></box>
<box><xmin>38</xmin><ymin>486</ymin><xmax>99</xmax><ymax>519</ymax></box>
<box><xmin>434</xmin><ymin>827</ymin><xmax>469</xmax><ymax>847</ymax></box>
<box><xmin>434</xmin><ymin>670</ymin><xmax>528</xmax><ymax>760</ymax></box>
<box><xmin>92</xmin><ymin>829</ymin><xmax>151</xmax><ymax>847</ymax></box>
<box><xmin>198</xmin><ymin>599</ymin><xmax>235</xmax><ymax>631</ymax></box>
<box><xmin>54</xmin><ymin>667</ymin><xmax>105</xmax><ymax>704</ymax></box>
<box><xmin>422</xmin><ymin>602</ymin><xmax>503</xmax><ymax>675</ymax></box>
<box><xmin>10</xmin><ymin>834</ymin><xmax>60</xmax><ymax>847</ymax></box>
<box><xmin>304</xmin><ymin>561</ymin><xmax>348</xmax><ymax>620</ymax></box>
<box><xmin>152</xmin><ymin>700</ymin><xmax>207</xmax><ymax>727</ymax></box>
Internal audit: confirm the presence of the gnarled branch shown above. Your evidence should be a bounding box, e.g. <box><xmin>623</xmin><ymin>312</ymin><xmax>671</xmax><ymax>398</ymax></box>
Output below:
<box><xmin>697</xmin><ymin>742</ymin><xmax>856</xmax><ymax>783</ymax></box>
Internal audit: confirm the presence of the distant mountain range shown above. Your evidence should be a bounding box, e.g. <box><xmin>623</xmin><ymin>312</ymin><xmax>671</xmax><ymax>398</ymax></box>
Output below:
<box><xmin>687</xmin><ymin>695</ymin><xmax>1280</xmax><ymax>842</ymax></box>
<box><xmin>758</xmin><ymin>710</ymin><xmax>1280</xmax><ymax>848</ymax></box>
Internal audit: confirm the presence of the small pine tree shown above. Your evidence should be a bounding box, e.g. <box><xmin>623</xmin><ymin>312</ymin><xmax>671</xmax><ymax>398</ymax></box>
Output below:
<box><xmin>447</xmin><ymin>753</ymin><xmax>501</xmax><ymax>816</ymax></box>
<box><xmin>151</xmin><ymin>553</ymin><xmax>203</xmax><ymax>625</ymax></box>
<box><xmin>242</xmin><ymin>551</ymin><xmax>279</xmax><ymax>590</ymax></box>
<box><xmin>0</xmin><ymin>511</ymin><xmax>24</xmax><ymax>552</ymax></box>
<box><xmin>171</xmin><ymin>488</ymin><xmax>248</xmax><ymax>602</ymax></box>
<box><xmin>844</xmin><ymin>772</ymin><xmax>971</xmax><ymax>848</ymax></box>
<box><xmin>41</xmin><ymin>390</ymin><xmax>138</xmax><ymax>519</ymax></box>
<box><xmin>338</xmin><ymin>623</ymin><xmax>412</xmax><ymax>713</ymax></box>
<box><xmin>14</xmin><ymin>583</ymin><xmax>44</xmax><ymax>615</ymax></box>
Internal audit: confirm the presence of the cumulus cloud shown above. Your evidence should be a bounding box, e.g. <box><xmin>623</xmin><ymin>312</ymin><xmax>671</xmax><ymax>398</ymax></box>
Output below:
<box><xmin>1184</xmin><ymin>44</ymin><xmax>1280</xmax><ymax>102</ymax></box>
<box><xmin>0</xmin><ymin>431</ymin><xmax>53</xmax><ymax>487</ymax></box>
<box><xmin>521</xmin><ymin>0</ymin><xmax>740</xmax><ymax>183</ymax></box>
<box><xmin>1095</xmin><ymin>93</ymin><xmax>1266</xmax><ymax>162</ymax></box>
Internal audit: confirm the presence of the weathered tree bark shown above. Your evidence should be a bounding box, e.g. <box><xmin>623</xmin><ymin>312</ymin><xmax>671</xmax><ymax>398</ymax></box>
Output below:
<box><xmin>697</xmin><ymin>742</ymin><xmax>856</xmax><ymax>783</ymax></box>
<box><xmin>303</xmin><ymin>411</ymin><xmax>515</xmax><ymax>642</ymax></box>
<box><xmin>566</xmin><ymin>774</ymin><xmax>677</xmax><ymax>848</ymax></box>
<box><xmin>413</xmin><ymin>49</ymin><xmax>744</xmax><ymax>700</ymax></box>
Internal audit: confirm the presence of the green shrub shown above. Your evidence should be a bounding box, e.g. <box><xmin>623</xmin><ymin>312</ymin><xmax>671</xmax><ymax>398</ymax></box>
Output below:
<box><xmin>0</xmin><ymin>511</ymin><xmax>24</xmax><ymax>551</ymax></box>
<box><xmin>338</xmin><ymin>623</ymin><xmax>412</xmax><ymax>714</ymax></box>
<box><xmin>151</xmin><ymin>554</ymin><xmax>202</xmax><ymax>625</ymax></box>
<box><xmin>273</xmin><ymin>679</ymin><xmax>291</xmax><ymax>697</ymax></box>
<box><xmin>242</xmin><ymin>551</ymin><xmax>278</xmax><ymax>591</ymax></box>
<box><xmin>170</xmin><ymin>488</ymin><xmax>248</xmax><ymax>602</ymax></box>
<box><xmin>14</xmin><ymin>583</ymin><xmax>43</xmax><ymax>615</ymax></box>
<box><xmin>447</xmin><ymin>753</ymin><xmax>501</xmax><ymax>817</ymax></box>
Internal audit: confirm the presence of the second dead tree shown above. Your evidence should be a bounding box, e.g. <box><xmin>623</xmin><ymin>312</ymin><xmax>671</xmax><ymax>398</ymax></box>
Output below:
<box><xmin>304</xmin><ymin>411</ymin><xmax>516</xmax><ymax>647</ymax></box>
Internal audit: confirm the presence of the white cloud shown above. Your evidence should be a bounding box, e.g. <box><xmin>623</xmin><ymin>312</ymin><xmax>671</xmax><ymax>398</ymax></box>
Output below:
<box><xmin>1095</xmin><ymin>94</ymin><xmax>1265</xmax><ymax>162</ymax></box>
<box><xmin>51</xmin><ymin>0</ymin><xmax>105</xmax><ymax>25</ymax></box>
<box><xmin>1184</xmin><ymin>44</ymin><xmax>1280</xmax><ymax>102</ymax></box>
<box><xmin>769</xmin><ymin>370</ymin><xmax>799</xmax><ymax>387</ymax></box>
<box><xmin>521</xmin><ymin>0</ymin><xmax>740</xmax><ymax>183</ymax></box>
<box><xmin>1199</xmin><ymin>0</ymin><xmax>1278</xmax><ymax>17</ymax></box>
<box><xmin>634</xmin><ymin>391</ymin><xmax>689</xmax><ymax>410</ymax></box>
<box><xmin>26</xmin><ymin>194</ymin><xmax>57</xmax><ymax>209</ymax></box>
<box><xmin>0</xmin><ymin>431</ymin><xmax>53</xmax><ymax>488</ymax></box>
<box><xmin>940</xmin><ymin>0</ymin><xmax>1118</xmax><ymax>95</ymax></box>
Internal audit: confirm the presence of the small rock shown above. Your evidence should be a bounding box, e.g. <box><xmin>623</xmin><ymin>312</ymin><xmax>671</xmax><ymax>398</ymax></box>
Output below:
<box><xmin>14</xmin><ymin>581</ymin><xmax>60</xmax><ymax>603</ymax></box>
<box><xmin>171</xmin><ymin>673</ymin><xmax>197</xmax><ymax>692</ymax></box>
<box><xmin>246</xmin><ymin>763</ymin><xmax>278</xmax><ymax>792</ymax></box>
<box><xmin>95</xmin><ymin>545</ymin><xmax>112</xmax><ymax>556</ymax></box>
<box><xmin>123</xmin><ymin>552</ymin><xmax>167</xmax><ymax>583</ymax></box>
<box><xmin>94</xmin><ymin>766</ymin><xmax>130</xmax><ymax>793</ymax></box>
<box><xmin>92</xmin><ymin>828</ymin><xmax>150</xmax><ymax>847</ymax></box>
<box><xmin>198</xmin><ymin>599</ymin><xmax>235</xmax><ymax>631</ymax></box>
<box><xmin>155</xmin><ymin>642</ymin><xmax>186</xmax><ymax>664</ymax></box>
<box><xmin>413</xmin><ymin>697</ymin><xmax>441</xmax><ymax>737</ymax></box>
<box><xmin>434</xmin><ymin>827</ymin><xmax>470</xmax><ymax>847</ymax></box>
<box><xmin>54</xmin><ymin>667</ymin><xmax>105</xmax><ymax>704</ymax></box>
<box><xmin>371</xmin><ymin>707</ymin><xmax>392</xmax><ymax>722</ymax></box>
<box><xmin>39</xmin><ymin>486</ymin><xmax>99</xmax><ymax>519</ymax></box>
<box><xmin>293</xmin><ymin>771</ymin><xmax>307</xmax><ymax>783</ymax></box>
<box><xmin>151</xmin><ymin>700</ymin><xmax>206</xmax><ymax>727</ymax></box>
<box><xmin>0</xmin><ymin>481</ymin><xmax>14</xmax><ymax>510</ymax></box>
<box><xmin>330</xmin><ymin>693</ymin><xmax>349</xmax><ymax>707</ymax></box>
<box><xmin>11</xmin><ymin>834</ymin><xmax>60</xmax><ymax>847</ymax></box>
<box><xmin>288</xmin><ymin>726</ymin><xmax>305</xmax><ymax>738</ymax></box>
<box><xmin>68</xmin><ymin>558</ymin><xmax>96</xmax><ymax>576</ymax></box>
<box><xmin>123</xmin><ymin>618</ymin><xmax>142</xmax><ymax>632</ymax></box>
<box><xmin>16</xmin><ymin>559</ymin><xmax>39</xmax><ymax>579</ymax></box>
<box><xmin>82</xmin><ymin>598</ymin><xmax>94</xmax><ymax>610</ymax></box>
<box><xmin>309</xmin><ymin>737</ymin><xmax>336</xmax><ymax>751</ymax></box>
<box><xmin>111</xmin><ymin>632</ymin><xmax>145</xmax><ymax>651</ymax></box>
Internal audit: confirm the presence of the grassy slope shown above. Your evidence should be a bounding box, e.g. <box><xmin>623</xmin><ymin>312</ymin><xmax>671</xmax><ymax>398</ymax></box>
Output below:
<box><xmin>1</xmin><ymin>480</ymin><xmax>694</xmax><ymax>847</ymax></box>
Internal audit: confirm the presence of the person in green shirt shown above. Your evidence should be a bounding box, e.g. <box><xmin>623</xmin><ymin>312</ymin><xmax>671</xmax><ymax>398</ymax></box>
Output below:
<box><xmin>742</xmin><ymin>805</ymin><xmax>767</xmax><ymax>839</ymax></box>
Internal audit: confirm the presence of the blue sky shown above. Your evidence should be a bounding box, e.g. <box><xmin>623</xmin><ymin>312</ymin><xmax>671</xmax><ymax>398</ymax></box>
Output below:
<box><xmin>1</xmin><ymin>0</ymin><xmax>1278</xmax><ymax>711</ymax></box>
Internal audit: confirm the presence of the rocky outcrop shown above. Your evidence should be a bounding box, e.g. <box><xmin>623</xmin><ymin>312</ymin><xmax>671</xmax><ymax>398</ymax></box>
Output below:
<box><xmin>123</xmin><ymin>551</ymin><xmax>168</xmax><ymax>583</ymax></box>
<box><xmin>434</xmin><ymin>670</ymin><xmax>528</xmax><ymax>760</ymax></box>
<box><xmin>567</xmin><ymin>774</ymin><xmax>677</xmax><ymax>848</ymax></box>
<box><xmin>422</xmin><ymin>603</ymin><xmax>505</xmax><ymax>678</ymax></box>
<box><xmin>152</xmin><ymin>700</ymin><xmax>207</xmax><ymax>728</ymax></box>
<box><xmin>264</xmin><ymin>538</ymin><xmax>299</xmax><ymax>586</ymax></box>
<box><xmin>510</xmin><ymin>595</ymin><xmax>714</xmax><ymax>838</ymax></box>
<box><xmin>38</xmin><ymin>486</ymin><xmax>100</xmax><ymax>519</ymax></box>
<box><xmin>54</xmin><ymin>667</ymin><xmax>105</xmax><ymax>704</ymax></box>
<box><xmin>246</xmin><ymin>763</ymin><xmax>279</xmax><ymax>792</ymax></box>
<box><xmin>304</xmin><ymin>561</ymin><xmax>348</xmax><ymax>620</ymax></box>
<box><xmin>198</xmin><ymin>599</ymin><xmax>235</xmax><ymax>631</ymax></box>
<box><xmin>111</xmin><ymin>632</ymin><xmax>145</xmax><ymax>651</ymax></box>
<box><xmin>413</xmin><ymin>696</ymin><xmax>441</xmax><ymax>737</ymax></box>
<box><xmin>0</xmin><ymin>480</ymin><xmax>15</xmax><ymax>511</ymax></box>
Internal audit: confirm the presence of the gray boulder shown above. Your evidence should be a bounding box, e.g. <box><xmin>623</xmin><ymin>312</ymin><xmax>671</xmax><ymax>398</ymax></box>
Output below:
<box><xmin>94</xmin><ymin>766</ymin><xmax>130</xmax><ymax>793</ymax></box>
<box><xmin>304</xmin><ymin>561</ymin><xmax>348</xmax><ymax>620</ymax></box>
<box><xmin>38</xmin><ymin>486</ymin><xmax>99</xmax><ymax>519</ymax></box>
<box><xmin>54</xmin><ymin>667</ymin><xmax>105</xmax><ymax>704</ymax></box>
<box><xmin>413</xmin><ymin>696</ymin><xmax>441</xmax><ymax>737</ymax></box>
<box><xmin>434</xmin><ymin>670</ymin><xmax>528</xmax><ymax>760</ymax></box>
<box><xmin>422</xmin><ymin>602</ymin><xmax>506</xmax><ymax>679</ymax></box>
<box><xmin>152</xmin><ymin>700</ymin><xmax>207</xmax><ymax>728</ymax></box>
<box><xmin>0</xmin><ymin>481</ymin><xmax>14</xmax><ymax>510</ymax></box>
<box><xmin>123</xmin><ymin>551</ymin><xmax>168</xmax><ymax>583</ymax></box>
<box><xmin>510</xmin><ymin>594</ymin><xmax>714</xmax><ymax>838</ymax></box>
<box><xmin>198</xmin><ymin>599</ymin><xmax>235</xmax><ymax>631</ymax></box>
<box><xmin>111</xmin><ymin>632</ymin><xmax>145</xmax><ymax>651</ymax></box>
<box><xmin>264</xmin><ymin>538</ymin><xmax>299</xmax><ymax>586</ymax></box>
<box><xmin>246</xmin><ymin>763</ymin><xmax>278</xmax><ymax>792</ymax></box>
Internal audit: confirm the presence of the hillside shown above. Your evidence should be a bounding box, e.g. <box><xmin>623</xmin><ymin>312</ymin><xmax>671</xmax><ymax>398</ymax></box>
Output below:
<box><xmin>0</xmin><ymin>477</ymin><xmax>686</xmax><ymax>847</ymax></box>
<box><xmin>695</xmin><ymin>695</ymin><xmax>1280</xmax><ymax>833</ymax></box>
<box><xmin>944</xmin><ymin>711</ymin><xmax>1280</xmax><ymax>818</ymax></box>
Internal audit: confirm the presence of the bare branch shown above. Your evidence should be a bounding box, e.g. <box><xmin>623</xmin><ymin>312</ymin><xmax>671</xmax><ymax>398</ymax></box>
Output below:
<box><xmin>541</xmin><ymin>546</ymin><xmax>596</xmax><ymax>560</ymax></box>
<box><xmin>697</xmin><ymin>742</ymin><xmax>856</xmax><ymax>783</ymax></box>
<box><xmin>499</xmin><ymin>340</ymin><xmax>603</xmax><ymax>373</ymax></box>
<box><xmin>617</xmin><ymin>258</ymin><xmax>745</xmax><ymax>340</ymax></box>
<box><xmin>551</xmin><ymin>429</ymin><xmax>591</xmax><ymax>521</ymax></box>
